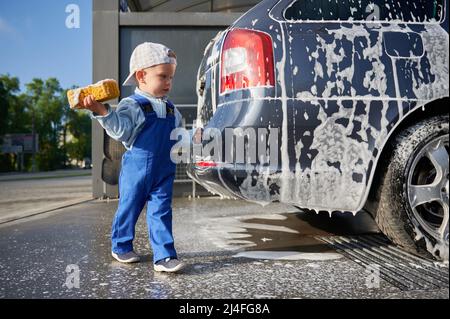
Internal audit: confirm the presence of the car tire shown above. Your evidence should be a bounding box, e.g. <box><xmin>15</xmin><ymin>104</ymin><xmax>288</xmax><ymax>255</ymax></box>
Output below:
<box><xmin>371</xmin><ymin>115</ymin><xmax>449</xmax><ymax>261</ymax></box>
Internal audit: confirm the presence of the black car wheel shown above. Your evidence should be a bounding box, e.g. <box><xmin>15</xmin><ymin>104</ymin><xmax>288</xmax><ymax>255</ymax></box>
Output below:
<box><xmin>372</xmin><ymin>115</ymin><xmax>449</xmax><ymax>261</ymax></box>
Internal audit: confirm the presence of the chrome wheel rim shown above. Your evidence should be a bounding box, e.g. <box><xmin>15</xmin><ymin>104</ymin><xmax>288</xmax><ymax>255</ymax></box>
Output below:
<box><xmin>407</xmin><ymin>135</ymin><xmax>449</xmax><ymax>248</ymax></box>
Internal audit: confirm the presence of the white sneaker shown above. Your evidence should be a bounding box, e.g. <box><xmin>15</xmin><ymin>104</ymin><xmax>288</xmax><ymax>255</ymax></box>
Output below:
<box><xmin>111</xmin><ymin>251</ymin><xmax>140</xmax><ymax>263</ymax></box>
<box><xmin>154</xmin><ymin>258</ymin><xmax>185</xmax><ymax>273</ymax></box>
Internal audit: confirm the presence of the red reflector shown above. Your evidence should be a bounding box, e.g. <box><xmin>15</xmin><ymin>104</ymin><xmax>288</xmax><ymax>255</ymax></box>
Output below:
<box><xmin>220</xmin><ymin>28</ymin><xmax>275</xmax><ymax>94</ymax></box>
<box><xmin>196</xmin><ymin>161</ymin><xmax>217</xmax><ymax>167</ymax></box>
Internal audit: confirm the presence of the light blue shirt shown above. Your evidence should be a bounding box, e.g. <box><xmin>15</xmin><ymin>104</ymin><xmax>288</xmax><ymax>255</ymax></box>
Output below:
<box><xmin>92</xmin><ymin>88</ymin><xmax>183</xmax><ymax>150</ymax></box>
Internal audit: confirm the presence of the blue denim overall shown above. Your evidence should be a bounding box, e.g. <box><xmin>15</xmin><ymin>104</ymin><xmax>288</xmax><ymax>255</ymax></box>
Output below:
<box><xmin>111</xmin><ymin>94</ymin><xmax>177</xmax><ymax>263</ymax></box>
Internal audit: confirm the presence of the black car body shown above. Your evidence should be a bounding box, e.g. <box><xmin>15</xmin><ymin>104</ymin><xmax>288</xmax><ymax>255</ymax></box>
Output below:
<box><xmin>188</xmin><ymin>0</ymin><xmax>449</xmax><ymax>260</ymax></box>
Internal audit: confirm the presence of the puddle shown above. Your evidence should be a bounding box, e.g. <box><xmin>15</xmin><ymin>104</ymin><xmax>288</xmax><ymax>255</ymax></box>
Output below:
<box><xmin>203</xmin><ymin>209</ymin><xmax>380</xmax><ymax>261</ymax></box>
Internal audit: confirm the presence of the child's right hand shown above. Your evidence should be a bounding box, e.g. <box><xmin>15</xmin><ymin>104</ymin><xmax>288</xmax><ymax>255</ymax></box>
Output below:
<box><xmin>193</xmin><ymin>127</ymin><xmax>203</xmax><ymax>144</ymax></box>
<box><xmin>80</xmin><ymin>95</ymin><xmax>108</xmax><ymax>116</ymax></box>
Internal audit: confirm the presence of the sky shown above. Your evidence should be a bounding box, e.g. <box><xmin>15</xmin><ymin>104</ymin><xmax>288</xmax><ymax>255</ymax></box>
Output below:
<box><xmin>0</xmin><ymin>0</ymin><xmax>92</xmax><ymax>92</ymax></box>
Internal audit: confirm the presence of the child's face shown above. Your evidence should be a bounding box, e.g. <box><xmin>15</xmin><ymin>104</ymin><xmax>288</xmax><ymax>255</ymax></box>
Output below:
<box><xmin>135</xmin><ymin>63</ymin><xmax>176</xmax><ymax>98</ymax></box>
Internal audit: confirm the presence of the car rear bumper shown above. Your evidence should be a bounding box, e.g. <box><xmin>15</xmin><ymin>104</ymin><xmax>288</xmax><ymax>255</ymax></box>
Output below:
<box><xmin>187</xmin><ymin>161</ymin><xmax>280</xmax><ymax>204</ymax></box>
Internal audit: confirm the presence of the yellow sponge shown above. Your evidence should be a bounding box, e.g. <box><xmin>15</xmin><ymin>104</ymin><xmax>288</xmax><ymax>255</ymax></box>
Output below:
<box><xmin>67</xmin><ymin>79</ymin><xmax>120</xmax><ymax>109</ymax></box>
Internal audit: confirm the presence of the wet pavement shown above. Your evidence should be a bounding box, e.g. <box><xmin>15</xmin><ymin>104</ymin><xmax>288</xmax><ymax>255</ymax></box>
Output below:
<box><xmin>0</xmin><ymin>174</ymin><xmax>92</xmax><ymax>224</ymax></box>
<box><xmin>0</xmin><ymin>197</ymin><xmax>448</xmax><ymax>299</ymax></box>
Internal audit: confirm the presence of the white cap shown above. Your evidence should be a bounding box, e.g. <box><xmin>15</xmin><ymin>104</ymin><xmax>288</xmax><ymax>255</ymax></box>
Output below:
<box><xmin>123</xmin><ymin>42</ymin><xmax>177</xmax><ymax>86</ymax></box>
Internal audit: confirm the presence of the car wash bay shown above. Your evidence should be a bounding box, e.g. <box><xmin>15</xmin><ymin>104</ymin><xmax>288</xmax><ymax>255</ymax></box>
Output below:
<box><xmin>25</xmin><ymin>1</ymin><xmax>441</xmax><ymax>299</ymax></box>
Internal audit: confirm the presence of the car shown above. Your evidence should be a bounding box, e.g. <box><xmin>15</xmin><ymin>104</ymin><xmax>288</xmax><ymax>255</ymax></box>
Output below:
<box><xmin>83</xmin><ymin>157</ymin><xmax>92</xmax><ymax>169</ymax></box>
<box><xmin>187</xmin><ymin>0</ymin><xmax>449</xmax><ymax>261</ymax></box>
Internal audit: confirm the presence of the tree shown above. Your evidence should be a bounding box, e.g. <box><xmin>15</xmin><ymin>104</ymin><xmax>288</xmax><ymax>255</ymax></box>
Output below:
<box><xmin>62</xmin><ymin>88</ymin><xmax>92</xmax><ymax>166</ymax></box>
<box><xmin>0</xmin><ymin>75</ymin><xmax>24</xmax><ymax>136</ymax></box>
<box><xmin>1</xmin><ymin>74</ymin><xmax>92</xmax><ymax>172</ymax></box>
<box><xmin>0</xmin><ymin>75</ymin><xmax>27</xmax><ymax>172</ymax></box>
<box><xmin>24</xmin><ymin>78</ymin><xmax>66</xmax><ymax>171</ymax></box>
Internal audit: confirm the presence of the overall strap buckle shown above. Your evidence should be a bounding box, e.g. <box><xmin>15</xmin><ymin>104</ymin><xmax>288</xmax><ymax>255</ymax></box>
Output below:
<box><xmin>129</xmin><ymin>94</ymin><xmax>154</xmax><ymax>113</ymax></box>
<box><xmin>166</xmin><ymin>100</ymin><xmax>175</xmax><ymax>116</ymax></box>
<box><xmin>130</xmin><ymin>94</ymin><xmax>175</xmax><ymax>115</ymax></box>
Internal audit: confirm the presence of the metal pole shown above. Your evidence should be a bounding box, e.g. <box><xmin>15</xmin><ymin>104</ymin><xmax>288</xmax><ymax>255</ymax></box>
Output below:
<box><xmin>20</xmin><ymin>151</ymin><xmax>24</xmax><ymax>172</ymax></box>
<box><xmin>31</xmin><ymin>110</ymin><xmax>36</xmax><ymax>172</ymax></box>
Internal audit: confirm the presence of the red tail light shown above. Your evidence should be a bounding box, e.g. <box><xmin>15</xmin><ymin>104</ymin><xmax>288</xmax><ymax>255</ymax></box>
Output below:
<box><xmin>220</xmin><ymin>28</ymin><xmax>275</xmax><ymax>94</ymax></box>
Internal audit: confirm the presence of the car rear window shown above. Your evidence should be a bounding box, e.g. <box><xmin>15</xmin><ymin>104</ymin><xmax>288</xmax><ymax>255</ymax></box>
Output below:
<box><xmin>284</xmin><ymin>0</ymin><xmax>444</xmax><ymax>23</ymax></box>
